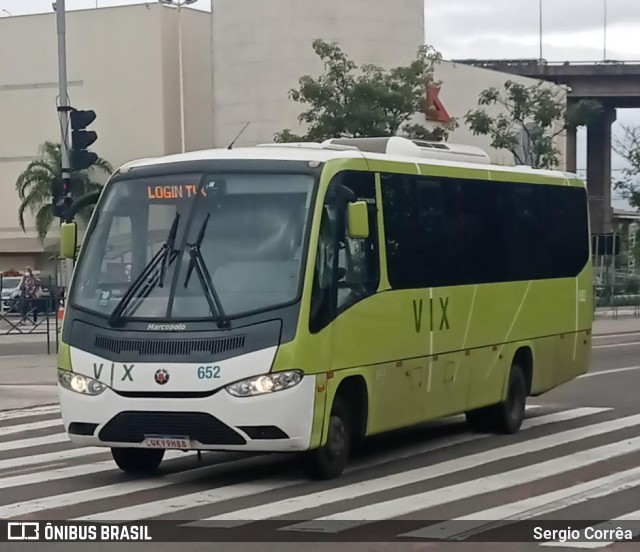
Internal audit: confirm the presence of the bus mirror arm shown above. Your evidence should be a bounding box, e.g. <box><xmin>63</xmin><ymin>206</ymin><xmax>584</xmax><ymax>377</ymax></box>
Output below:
<box><xmin>64</xmin><ymin>191</ymin><xmax>101</xmax><ymax>223</ymax></box>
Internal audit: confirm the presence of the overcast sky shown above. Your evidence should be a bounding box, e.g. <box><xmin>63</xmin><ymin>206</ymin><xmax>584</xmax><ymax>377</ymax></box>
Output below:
<box><xmin>426</xmin><ymin>0</ymin><xmax>640</xmax><ymax>207</ymax></box>
<box><xmin>2</xmin><ymin>0</ymin><xmax>639</xmax><ymax>206</ymax></box>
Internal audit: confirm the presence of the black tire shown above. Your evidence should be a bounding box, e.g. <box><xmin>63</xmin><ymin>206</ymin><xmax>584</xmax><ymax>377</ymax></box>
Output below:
<box><xmin>490</xmin><ymin>364</ymin><xmax>527</xmax><ymax>434</ymax></box>
<box><xmin>304</xmin><ymin>395</ymin><xmax>351</xmax><ymax>480</ymax></box>
<box><xmin>111</xmin><ymin>447</ymin><xmax>164</xmax><ymax>474</ymax></box>
<box><xmin>465</xmin><ymin>364</ymin><xmax>527</xmax><ymax>435</ymax></box>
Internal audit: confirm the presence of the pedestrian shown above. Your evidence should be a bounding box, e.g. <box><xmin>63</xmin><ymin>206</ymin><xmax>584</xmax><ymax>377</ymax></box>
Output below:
<box><xmin>18</xmin><ymin>267</ymin><xmax>42</xmax><ymax>325</ymax></box>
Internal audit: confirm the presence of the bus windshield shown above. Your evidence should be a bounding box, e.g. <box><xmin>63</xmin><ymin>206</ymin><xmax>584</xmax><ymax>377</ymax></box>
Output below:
<box><xmin>70</xmin><ymin>172</ymin><xmax>314</xmax><ymax>322</ymax></box>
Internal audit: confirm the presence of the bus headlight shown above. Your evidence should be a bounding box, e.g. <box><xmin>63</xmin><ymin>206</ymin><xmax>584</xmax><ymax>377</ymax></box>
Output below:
<box><xmin>57</xmin><ymin>369</ymin><xmax>107</xmax><ymax>396</ymax></box>
<box><xmin>225</xmin><ymin>370</ymin><xmax>303</xmax><ymax>397</ymax></box>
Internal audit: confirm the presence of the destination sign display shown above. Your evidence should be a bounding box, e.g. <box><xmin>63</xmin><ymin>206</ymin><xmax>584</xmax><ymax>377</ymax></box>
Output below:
<box><xmin>147</xmin><ymin>185</ymin><xmax>206</xmax><ymax>199</ymax></box>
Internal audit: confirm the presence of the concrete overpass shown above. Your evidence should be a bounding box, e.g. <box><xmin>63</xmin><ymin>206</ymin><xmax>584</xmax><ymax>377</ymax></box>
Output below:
<box><xmin>453</xmin><ymin>59</ymin><xmax>640</xmax><ymax>234</ymax></box>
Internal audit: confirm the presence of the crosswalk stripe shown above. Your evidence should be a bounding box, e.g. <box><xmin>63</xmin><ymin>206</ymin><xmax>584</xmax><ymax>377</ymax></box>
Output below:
<box><xmin>0</xmin><ymin>452</ymin><xmax>282</xmax><ymax>518</ymax></box>
<box><xmin>0</xmin><ymin>446</ymin><xmax>107</xmax><ymax>472</ymax></box>
<box><xmin>0</xmin><ymin>405</ymin><xmax>60</xmax><ymax>422</ymax></box>
<box><xmin>0</xmin><ymin>419</ymin><xmax>62</xmax><ymax>437</ymax></box>
<box><xmin>349</xmin><ymin>407</ymin><xmax>610</xmax><ymax>473</ymax></box>
<box><xmin>73</xmin><ymin>478</ymin><xmax>301</xmax><ymax>522</ymax></box>
<box><xmin>399</xmin><ymin>465</ymin><xmax>640</xmax><ymax>540</ymax></box>
<box><xmin>0</xmin><ymin>405</ymin><xmax>624</xmax><ymax>529</ymax></box>
<box><xmin>541</xmin><ymin>509</ymin><xmax>640</xmax><ymax>548</ymax></box>
<box><xmin>7</xmin><ymin>408</ymin><xmax>599</xmax><ymax>520</ymax></box>
<box><xmin>198</xmin><ymin>410</ymin><xmax>640</xmax><ymax>527</ymax></box>
<box><xmin>0</xmin><ymin>450</ymin><xmax>188</xmax><ymax>490</ymax></box>
<box><xmin>284</xmin><ymin>435</ymin><xmax>640</xmax><ymax>533</ymax></box>
<box><xmin>0</xmin><ymin>432</ymin><xmax>69</xmax><ymax>452</ymax></box>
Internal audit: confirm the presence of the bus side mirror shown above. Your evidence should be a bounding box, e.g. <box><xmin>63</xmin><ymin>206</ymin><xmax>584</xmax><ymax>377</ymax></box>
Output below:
<box><xmin>60</xmin><ymin>222</ymin><xmax>77</xmax><ymax>259</ymax></box>
<box><xmin>346</xmin><ymin>201</ymin><xmax>369</xmax><ymax>239</ymax></box>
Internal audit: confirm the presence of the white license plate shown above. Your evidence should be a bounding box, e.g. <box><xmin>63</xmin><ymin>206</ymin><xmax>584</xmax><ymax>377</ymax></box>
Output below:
<box><xmin>143</xmin><ymin>435</ymin><xmax>190</xmax><ymax>449</ymax></box>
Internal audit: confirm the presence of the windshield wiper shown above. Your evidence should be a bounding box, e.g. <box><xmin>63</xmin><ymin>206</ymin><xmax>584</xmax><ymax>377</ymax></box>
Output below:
<box><xmin>159</xmin><ymin>212</ymin><xmax>180</xmax><ymax>287</ymax></box>
<box><xmin>183</xmin><ymin>213</ymin><xmax>229</xmax><ymax>328</ymax></box>
<box><xmin>108</xmin><ymin>212</ymin><xmax>181</xmax><ymax>327</ymax></box>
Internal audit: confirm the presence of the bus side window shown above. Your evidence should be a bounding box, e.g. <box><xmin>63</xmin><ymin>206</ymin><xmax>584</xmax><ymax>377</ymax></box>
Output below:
<box><xmin>309</xmin><ymin>172</ymin><xmax>379</xmax><ymax>333</ymax></box>
<box><xmin>336</xmin><ymin>171</ymin><xmax>379</xmax><ymax>312</ymax></box>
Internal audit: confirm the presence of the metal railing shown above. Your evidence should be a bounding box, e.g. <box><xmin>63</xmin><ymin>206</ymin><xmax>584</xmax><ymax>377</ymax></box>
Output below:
<box><xmin>0</xmin><ymin>275</ymin><xmax>61</xmax><ymax>354</ymax></box>
<box><xmin>594</xmin><ymin>284</ymin><xmax>640</xmax><ymax>318</ymax></box>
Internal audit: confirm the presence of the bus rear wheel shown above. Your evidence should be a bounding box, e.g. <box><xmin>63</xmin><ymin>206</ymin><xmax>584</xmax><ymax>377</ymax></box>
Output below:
<box><xmin>111</xmin><ymin>447</ymin><xmax>164</xmax><ymax>474</ymax></box>
<box><xmin>304</xmin><ymin>396</ymin><xmax>351</xmax><ymax>480</ymax></box>
<box><xmin>465</xmin><ymin>364</ymin><xmax>527</xmax><ymax>435</ymax></box>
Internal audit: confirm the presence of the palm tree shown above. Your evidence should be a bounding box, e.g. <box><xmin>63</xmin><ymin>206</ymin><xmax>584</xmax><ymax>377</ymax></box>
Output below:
<box><xmin>15</xmin><ymin>141</ymin><xmax>113</xmax><ymax>239</ymax></box>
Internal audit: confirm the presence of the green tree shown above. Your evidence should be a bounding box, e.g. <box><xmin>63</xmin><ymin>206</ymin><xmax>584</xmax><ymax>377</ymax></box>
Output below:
<box><xmin>613</xmin><ymin>125</ymin><xmax>640</xmax><ymax>209</ymax></box>
<box><xmin>464</xmin><ymin>80</ymin><xmax>602</xmax><ymax>169</ymax></box>
<box><xmin>15</xmin><ymin>141</ymin><xmax>112</xmax><ymax>239</ymax></box>
<box><xmin>274</xmin><ymin>39</ymin><xmax>458</xmax><ymax>143</ymax></box>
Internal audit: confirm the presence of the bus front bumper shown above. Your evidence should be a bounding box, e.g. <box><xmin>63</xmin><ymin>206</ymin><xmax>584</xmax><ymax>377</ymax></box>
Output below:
<box><xmin>57</xmin><ymin>375</ymin><xmax>316</xmax><ymax>453</ymax></box>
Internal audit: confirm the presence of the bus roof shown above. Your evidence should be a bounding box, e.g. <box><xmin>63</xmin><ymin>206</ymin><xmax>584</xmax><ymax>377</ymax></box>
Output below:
<box><xmin>117</xmin><ymin>139</ymin><xmax>580</xmax><ymax>182</ymax></box>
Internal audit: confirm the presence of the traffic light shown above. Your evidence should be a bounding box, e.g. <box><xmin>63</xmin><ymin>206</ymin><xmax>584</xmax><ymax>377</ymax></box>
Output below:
<box><xmin>51</xmin><ymin>179</ymin><xmax>72</xmax><ymax>219</ymax></box>
<box><xmin>70</xmin><ymin>109</ymin><xmax>98</xmax><ymax>170</ymax></box>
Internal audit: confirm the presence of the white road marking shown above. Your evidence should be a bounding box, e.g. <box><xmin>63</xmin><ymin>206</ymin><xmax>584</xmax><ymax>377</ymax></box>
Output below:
<box><xmin>0</xmin><ymin>419</ymin><xmax>62</xmax><ymax>437</ymax></box>
<box><xmin>0</xmin><ymin>450</ymin><xmax>187</xmax><ymax>490</ymax></box>
<box><xmin>400</xmin><ymin>464</ymin><xmax>640</xmax><ymax>539</ymax></box>
<box><xmin>0</xmin><ymin>405</ymin><xmax>60</xmax><ymax>421</ymax></box>
<box><xmin>198</xmin><ymin>408</ymin><xmax>628</xmax><ymax>528</ymax></box>
<box><xmin>0</xmin><ymin>407</ymin><xmax>610</xmax><ymax>521</ymax></box>
<box><xmin>592</xmin><ymin>341</ymin><xmax>640</xmax><ymax>349</ymax></box>
<box><xmin>284</xmin><ymin>435</ymin><xmax>640</xmax><ymax>532</ymax></box>
<box><xmin>74</xmin><ymin>478</ymin><xmax>301</xmax><ymax>521</ymax></box>
<box><xmin>0</xmin><ymin>446</ymin><xmax>107</xmax><ymax>472</ymax></box>
<box><xmin>578</xmin><ymin>366</ymin><xmax>640</xmax><ymax>378</ymax></box>
<box><xmin>0</xmin><ymin>432</ymin><xmax>69</xmax><ymax>452</ymax></box>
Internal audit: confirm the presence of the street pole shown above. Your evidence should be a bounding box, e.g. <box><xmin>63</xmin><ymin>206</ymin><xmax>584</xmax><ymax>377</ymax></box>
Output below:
<box><xmin>538</xmin><ymin>0</ymin><xmax>543</xmax><ymax>60</ymax></box>
<box><xmin>178</xmin><ymin>2</ymin><xmax>186</xmax><ymax>153</ymax></box>
<box><xmin>55</xmin><ymin>0</ymin><xmax>73</xmax><ymax>287</ymax></box>
<box><xmin>56</xmin><ymin>0</ymin><xmax>71</xmax><ymax>182</ymax></box>
<box><xmin>603</xmin><ymin>0</ymin><xmax>608</xmax><ymax>60</ymax></box>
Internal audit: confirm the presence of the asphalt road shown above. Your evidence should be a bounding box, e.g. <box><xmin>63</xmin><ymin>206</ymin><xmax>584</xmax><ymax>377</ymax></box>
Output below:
<box><xmin>1</xmin><ymin>334</ymin><xmax>640</xmax><ymax>552</ymax></box>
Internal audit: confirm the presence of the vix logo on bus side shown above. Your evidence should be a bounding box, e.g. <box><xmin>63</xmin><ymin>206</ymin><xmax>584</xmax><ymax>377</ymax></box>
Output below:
<box><xmin>412</xmin><ymin>297</ymin><xmax>450</xmax><ymax>333</ymax></box>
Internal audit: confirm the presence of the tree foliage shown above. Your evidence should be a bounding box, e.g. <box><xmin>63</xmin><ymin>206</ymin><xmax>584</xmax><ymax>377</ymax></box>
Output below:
<box><xmin>464</xmin><ymin>80</ymin><xmax>602</xmax><ymax>169</ymax></box>
<box><xmin>613</xmin><ymin>125</ymin><xmax>640</xmax><ymax>209</ymax></box>
<box><xmin>15</xmin><ymin>141</ymin><xmax>112</xmax><ymax>240</ymax></box>
<box><xmin>274</xmin><ymin>39</ymin><xmax>458</xmax><ymax>143</ymax></box>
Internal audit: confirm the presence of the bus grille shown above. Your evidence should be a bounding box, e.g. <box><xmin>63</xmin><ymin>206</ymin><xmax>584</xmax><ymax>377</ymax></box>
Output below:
<box><xmin>94</xmin><ymin>335</ymin><xmax>245</xmax><ymax>357</ymax></box>
<box><xmin>98</xmin><ymin>411</ymin><xmax>246</xmax><ymax>445</ymax></box>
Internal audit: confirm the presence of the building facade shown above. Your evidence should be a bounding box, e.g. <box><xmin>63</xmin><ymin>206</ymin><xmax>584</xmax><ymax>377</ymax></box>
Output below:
<box><xmin>0</xmin><ymin>4</ymin><xmax>213</xmax><ymax>274</ymax></box>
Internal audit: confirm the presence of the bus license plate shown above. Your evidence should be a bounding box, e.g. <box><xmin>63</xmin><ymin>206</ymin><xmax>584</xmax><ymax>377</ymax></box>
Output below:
<box><xmin>143</xmin><ymin>435</ymin><xmax>190</xmax><ymax>449</ymax></box>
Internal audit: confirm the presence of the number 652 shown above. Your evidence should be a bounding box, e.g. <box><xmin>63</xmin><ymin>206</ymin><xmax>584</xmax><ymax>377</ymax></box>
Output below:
<box><xmin>197</xmin><ymin>365</ymin><xmax>220</xmax><ymax>379</ymax></box>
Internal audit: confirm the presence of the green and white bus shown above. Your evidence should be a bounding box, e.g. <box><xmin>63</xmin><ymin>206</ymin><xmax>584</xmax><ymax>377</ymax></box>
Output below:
<box><xmin>56</xmin><ymin>137</ymin><xmax>592</xmax><ymax>479</ymax></box>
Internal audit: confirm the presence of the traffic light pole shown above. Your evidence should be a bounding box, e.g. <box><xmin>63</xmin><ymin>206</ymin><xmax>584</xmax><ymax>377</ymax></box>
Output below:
<box><xmin>55</xmin><ymin>0</ymin><xmax>73</xmax><ymax>289</ymax></box>
<box><xmin>56</xmin><ymin>0</ymin><xmax>71</xmax><ymax>181</ymax></box>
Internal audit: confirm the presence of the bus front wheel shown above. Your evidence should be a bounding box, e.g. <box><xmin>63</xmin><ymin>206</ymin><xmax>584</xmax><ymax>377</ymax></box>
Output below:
<box><xmin>111</xmin><ymin>447</ymin><xmax>164</xmax><ymax>474</ymax></box>
<box><xmin>304</xmin><ymin>395</ymin><xmax>351</xmax><ymax>480</ymax></box>
<box><xmin>465</xmin><ymin>364</ymin><xmax>526</xmax><ymax>435</ymax></box>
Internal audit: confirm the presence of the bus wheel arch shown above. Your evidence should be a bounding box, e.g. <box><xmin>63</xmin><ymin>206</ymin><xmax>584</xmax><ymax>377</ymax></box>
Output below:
<box><xmin>334</xmin><ymin>375</ymin><xmax>368</xmax><ymax>446</ymax></box>
<box><xmin>512</xmin><ymin>346</ymin><xmax>533</xmax><ymax>397</ymax></box>
<box><xmin>466</xmin><ymin>348</ymin><xmax>530</xmax><ymax>435</ymax></box>
<box><xmin>304</xmin><ymin>375</ymin><xmax>368</xmax><ymax>480</ymax></box>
